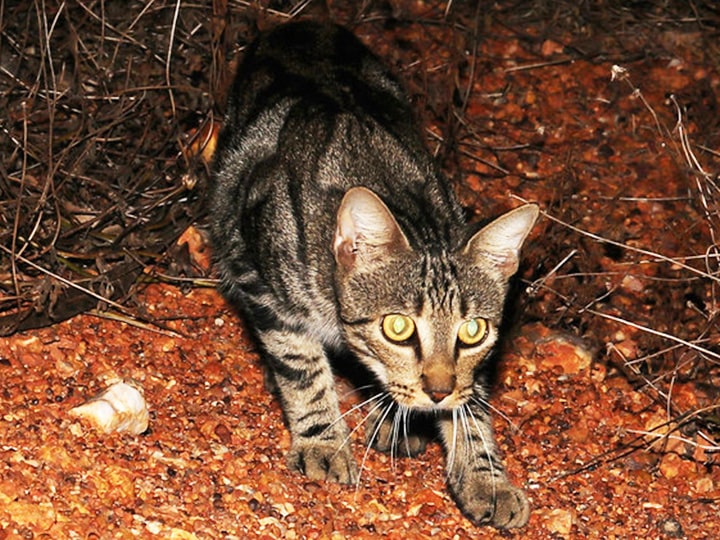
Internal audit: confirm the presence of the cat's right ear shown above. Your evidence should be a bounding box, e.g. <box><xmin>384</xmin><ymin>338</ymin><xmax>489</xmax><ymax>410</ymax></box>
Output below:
<box><xmin>463</xmin><ymin>203</ymin><xmax>539</xmax><ymax>279</ymax></box>
<box><xmin>333</xmin><ymin>187</ymin><xmax>411</xmax><ymax>270</ymax></box>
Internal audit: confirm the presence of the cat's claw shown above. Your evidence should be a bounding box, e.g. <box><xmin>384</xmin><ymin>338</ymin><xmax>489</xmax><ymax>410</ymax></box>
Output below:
<box><xmin>451</xmin><ymin>480</ymin><xmax>530</xmax><ymax>529</ymax></box>
<box><xmin>287</xmin><ymin>442</ymin><xmax>358</xmax><ymax>485</ymax></box>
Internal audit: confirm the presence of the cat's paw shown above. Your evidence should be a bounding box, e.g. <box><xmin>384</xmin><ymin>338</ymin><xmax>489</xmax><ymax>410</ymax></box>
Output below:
<box><xmin>286</xmin><ymin>442</ymin><xmax>358</xmax><ymax>485</ymax></box>
<box><xmin>451</xmin><ymin>479</ymin><xmax>529</xmax><ymax>529</ymax></box>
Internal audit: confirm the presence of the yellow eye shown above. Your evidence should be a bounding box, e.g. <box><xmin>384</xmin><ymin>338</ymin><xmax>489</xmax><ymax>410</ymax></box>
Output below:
<box><xmin>457</xmin><ymin>318</ymin><xmax>488</xmax><ymax>346</ymax></box>
<box><xmin>382</xmin><ymin>314</ymin><xmax>416</xmax><ymax>343</ymax></box>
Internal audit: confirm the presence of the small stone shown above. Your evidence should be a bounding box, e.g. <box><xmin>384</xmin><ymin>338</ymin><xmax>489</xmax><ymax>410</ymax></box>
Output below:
<box><xmin>69</xmin><ymin>380</ymin><xmax>149</xmax><ymax>435</ymax></box>
<box><xmin>658</xmin><ymin>517</ymin><xmax>684</xmax><ymax>538</ymax></box>
<box><xmin>544</xmin><ymin>508</ymin><xmax>575</xmax><ymax>536</ymax></box>
<box><xmin>659</xmin><ymin>453</ymin><xmax>682</xmax><ymax>479</ymax></box>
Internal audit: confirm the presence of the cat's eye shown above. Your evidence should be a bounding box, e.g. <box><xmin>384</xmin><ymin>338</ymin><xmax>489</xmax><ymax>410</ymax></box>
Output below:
<box><xmin>382</xmin><ymin>314</ymin><xmax>415</xmax><ymax>343</ymax></box>
<box><xmin>457</xmin><ymin>318</ymin><xmax>488</xmax><ymax>346</ymax></box>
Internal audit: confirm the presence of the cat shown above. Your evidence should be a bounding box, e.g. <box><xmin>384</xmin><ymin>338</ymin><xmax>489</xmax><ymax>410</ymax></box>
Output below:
<box><xmin>209</xmin><ymin>21</ymin><xmax>538</xmax><ymax>529</ymax></box>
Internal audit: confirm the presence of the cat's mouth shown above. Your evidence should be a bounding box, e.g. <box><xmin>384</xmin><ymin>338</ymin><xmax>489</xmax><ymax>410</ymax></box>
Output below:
<box><xmin>389</xmin><ymin>384</ymin><xmax>472</xmax><ymax>412</ymax></box>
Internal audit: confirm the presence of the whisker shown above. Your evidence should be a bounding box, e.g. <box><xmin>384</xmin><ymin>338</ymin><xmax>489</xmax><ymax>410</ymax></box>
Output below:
<box><xmin>455</xmin><ymin>405</ymin><xmax>474</xmax><ymax>481</ymax></box>
<box><xmin>446</xmin><ymin>407</ymin><xmax>459</xmax><ymax>478</ymax></box>
<box><xmin>464</xmin><ymin>403</ymin><xmax>499</xmax><ymax>504</ymax></box>
<box><xmin>356</xmin><ymin>399</ymin><xmax>396</xmax><ymax>493</ymax></box>
<box><xmin>330</xmin><ymin>392</ymin><xmax>389</xmax><ymax>464</ymax></box>
<box><xmin>401</xmin><ymin>405</ymin><xmax>413</xmax><ymax>458</ymax></box>
<box><xmin>389</xmin><ymin>404</ymin><xmax>402</xmax><ymax>469</ymax></box>
<box><xmin>337</xmin><ymin>383</ymin><xmax>377</xmax><ymax>401</ymax></box>
<box><xmin>327</xmin><ymin>391</ymin><xmax>387</xmax><ymax>432</ymax></box>
<box><xmin>470</xmin><ymin>394</ymin><xmax>518</xmax><ymax>431</ymax></box>
<box><xmin>390</xmin><ymin>404</ymin><xmax>415</xmax><ymax>464</ymax></box>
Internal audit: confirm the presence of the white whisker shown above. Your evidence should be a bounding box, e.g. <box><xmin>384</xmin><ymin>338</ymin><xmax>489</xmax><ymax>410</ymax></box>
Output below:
<box><xmin>354</xmin><ymin>397</ymin><xmax>395</xmax><ymax>494</ymax></box>
<box><xmin>389</xmin><ymin>404</ymin><xmax>402</xmax><ymax>469</ymax></box>
<box><xmin>446</xmin><ymin>408</ymin><xmax>459</xmax><ymax>478</ymax></box>
<box><xmin>470</xmin><ymin>394</ymin><xmax>518</xmax><ymax>431</ymax></box>
<box><xmin>327</xmin><ymin>391</ymin><xmax>386</xmax><ymax>432</ymax></box>
<box><xmin>330</xmin><ymin>392</ymin><xmax>388</xmax><ymax>468</ymax></box>
<box><xmin>337</xmin><ymin>384</ymin><xmax>377</xmax><ymax>401</ymax></box>
<box><xmin>465</xmin><ymin>403</ymin><xmax>499</xmax><ymax>504</ymax></box>
<box><xmin>457</xmin><ymin>405</ymin><xmax>474</xmax><ymax>480</ymax></box>
<box><xmin>401</xmin><ymin>405</ymin><xmax>413</xmax><ymax>458</ymax></box>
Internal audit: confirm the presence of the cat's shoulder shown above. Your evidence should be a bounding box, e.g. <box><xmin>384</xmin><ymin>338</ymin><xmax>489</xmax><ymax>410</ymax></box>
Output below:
<box><xmin>226</xmin><ymin>20</ymin><xmax>410</xmax><ymax>135</ymax></box>
<box><xmin>240</xmin><ymin>20</ymin><xmax>376</xmax><ymax>76</ymax></box>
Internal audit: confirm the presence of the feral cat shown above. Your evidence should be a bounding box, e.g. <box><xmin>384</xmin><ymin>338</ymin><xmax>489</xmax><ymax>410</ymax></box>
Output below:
<box><xmin>209</xmin><ymin>21</ymin><xmax>538</xmax><ymax>528</ymax></box>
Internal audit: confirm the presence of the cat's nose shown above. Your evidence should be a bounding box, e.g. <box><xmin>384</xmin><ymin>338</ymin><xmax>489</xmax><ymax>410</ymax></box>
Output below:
<box><xmin>426</xmin><ymin>389</ymin><xmax>451</xmax><ymax>403</ymax></box>
<box><xmin>421</xmin><ymin>374</ymin><xmax>455</xmax><ymax>403</ymax></box>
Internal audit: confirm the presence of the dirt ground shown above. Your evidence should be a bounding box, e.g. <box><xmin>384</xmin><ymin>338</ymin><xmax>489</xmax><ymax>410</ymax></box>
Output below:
<box><xmin>1</xmin><ymin>1</ymin><xmax>719</xmax><ymax>538</ymax></box>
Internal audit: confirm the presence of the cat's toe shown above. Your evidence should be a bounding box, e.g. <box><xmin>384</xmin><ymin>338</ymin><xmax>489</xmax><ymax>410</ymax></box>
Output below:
<box><xmin>452</xmin><ymin>481</ymin><xmax>529</xmax><ymax>529</ymax></box>
<box><xmin>287</xmin><ymin>442</ymin><xmax>358</xmax><ymax>485</ymax></box>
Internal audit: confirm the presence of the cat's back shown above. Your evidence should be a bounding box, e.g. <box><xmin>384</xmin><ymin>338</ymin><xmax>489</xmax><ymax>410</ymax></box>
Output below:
<box><xmin>220</xmin><ymin>21</ymin><xmax>413</xmax><ymax>143</ymax></box>
<box><xmin>213</xmin><ymin>21</ymin><xmax>463</xmax><ymax>227</ymax></box>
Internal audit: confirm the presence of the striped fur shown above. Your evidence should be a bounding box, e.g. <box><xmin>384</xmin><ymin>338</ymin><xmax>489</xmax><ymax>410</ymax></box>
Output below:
<box><xmin>210</xmin><ymin>21</ymin><xmax>537</xmax><ymax>528</ymax></box>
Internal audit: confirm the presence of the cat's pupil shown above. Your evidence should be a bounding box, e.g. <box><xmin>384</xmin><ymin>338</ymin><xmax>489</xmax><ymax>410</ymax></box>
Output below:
<box><xmin>392</xmin><ymin>316</ymin><xmax>407</xmax><ymax>335</ymax></box>
<box><xmin>466</xmin><ymin>319</ymin><xmax>479</xmax><ymax>337</ymax></box>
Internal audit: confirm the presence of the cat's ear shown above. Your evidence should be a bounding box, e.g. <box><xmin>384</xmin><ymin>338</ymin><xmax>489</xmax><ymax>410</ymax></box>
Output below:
<box><xmin>333</xmin><ymin>187</ymin><xmax>411</xmax><ymax>270</ymax></box>
<box><xmin>463</xmin><ymin>204</ymin><xmax>539</xmax><ymax>279</ymax></box>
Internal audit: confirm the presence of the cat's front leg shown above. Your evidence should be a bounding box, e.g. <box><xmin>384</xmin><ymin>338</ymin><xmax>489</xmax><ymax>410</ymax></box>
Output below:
<box><xmin>259</xmin><ymin>328</ymin><xmax>358</xmax><ymax>484</ymax></box>
<box><xmin>437</xmin><ymin>404</ymin><xmax>529</xmax><ymax>528</ymax></box>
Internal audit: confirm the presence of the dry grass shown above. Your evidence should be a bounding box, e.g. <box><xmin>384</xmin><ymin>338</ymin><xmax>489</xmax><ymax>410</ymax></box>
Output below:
<box><xmin>0</xmin><ymin>0</ymin><xmax>224</xmax><ymax>333</ymax></box>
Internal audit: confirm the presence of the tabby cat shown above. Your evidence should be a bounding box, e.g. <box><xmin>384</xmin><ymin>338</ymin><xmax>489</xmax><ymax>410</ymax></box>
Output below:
<box><xmin>209</xmin><ymin>21</ymin><xmax>538</xmax><ymax>528</ymax></box>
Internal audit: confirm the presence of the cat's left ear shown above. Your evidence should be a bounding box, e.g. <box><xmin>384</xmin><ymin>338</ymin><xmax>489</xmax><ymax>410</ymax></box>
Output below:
<box><xmin>463</xmin><ymin>204</ymin><xmax>539</xmax><ymax>279</ymax></box>
<box><xmin>333</xmin><ymin>187</ymin><xmax>411</xmax><ymax>270</ymax></box>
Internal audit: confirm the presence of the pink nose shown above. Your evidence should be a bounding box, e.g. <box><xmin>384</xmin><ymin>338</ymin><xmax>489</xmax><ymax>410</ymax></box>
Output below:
<box><xmin>426</xmin><ymin>390</ymin><xmax>450</xmax><ymax>403</ymax></box>
<box><xmin>422</xmin><ymin>374</ymin><xmax>455</xmax><ymax>403</ymax></box>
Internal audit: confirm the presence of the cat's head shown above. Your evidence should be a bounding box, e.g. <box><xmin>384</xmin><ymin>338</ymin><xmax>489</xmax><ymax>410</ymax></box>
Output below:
<box><xmin>333</xmin><ymin>187</ymin><xmax>538</xmax><ymax>411</ymax></box>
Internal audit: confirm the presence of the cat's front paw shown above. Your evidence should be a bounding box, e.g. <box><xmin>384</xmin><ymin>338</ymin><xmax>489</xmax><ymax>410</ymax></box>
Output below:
<box><xmin>451</xmin><ymin>479</ymin><xmax>529</xmax><ymax>529</ymax></box>
<box><xmin>286</xmin><ymin>441</ymin><xmax>358</xmax><ymax>485</ymax></box>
